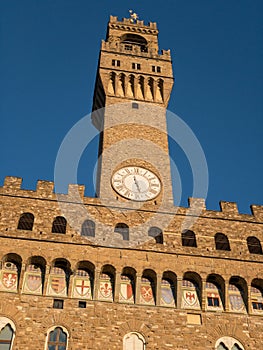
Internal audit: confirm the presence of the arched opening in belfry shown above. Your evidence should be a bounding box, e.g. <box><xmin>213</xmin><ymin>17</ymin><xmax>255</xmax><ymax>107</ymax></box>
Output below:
<box><xmin>121</xmin><ymin>33</ymin><xmax>148</xmax><ymax>52</ymax></box>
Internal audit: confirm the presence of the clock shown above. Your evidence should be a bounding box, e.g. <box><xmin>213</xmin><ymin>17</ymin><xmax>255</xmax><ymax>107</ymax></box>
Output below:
<box><xmin>111</xmin><ymin>166</ymin><xmax>161</xmax><ymax>201</ymax></box>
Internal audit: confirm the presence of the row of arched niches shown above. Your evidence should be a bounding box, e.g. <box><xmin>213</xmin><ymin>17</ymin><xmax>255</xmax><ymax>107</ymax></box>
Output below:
<box><xmin>107</xmin><ymin>72</ymin><xmax>165</xmax><ymax>102</ymax></box>
<box><xmin>0</xmin><ymin>253</ymin><xmax>262</xmax><ymax>316</ymax></box>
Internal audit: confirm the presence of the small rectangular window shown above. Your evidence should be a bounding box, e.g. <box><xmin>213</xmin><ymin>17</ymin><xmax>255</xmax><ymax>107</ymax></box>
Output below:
<box><xmin>78</xmin><ymin>301</ymin><xmax>87</xmax><ymax>308</ymax></box>
<box><xmin>132</xmin><ymin>102</ymin><xmax>139</xmax><ymax>109</ymax></box>
<box><xmin>112</xmin><ymin>59</ymin><xmax>120</xmax><ymax>67</ymax></box>
<box><xmin>152</xmin><ymin>66</ymin><xmax>161</xmax><ymax>73</ymax></box>
<box><xmin>252</xmin><ymin>301</ymin><xmax>263</xmax><ymax>310</ymax></box>
<box><xmin>207</xmin><ymin>297</ymin><xmax>219</xmax><ymax>307</ymax></box>
<box><xmin>125</xmin><ymin>44</ymin><xmax>132</xmax><ymax>51</ymax></box>
<box><xmin>132</xmin><ymin>63</ymin><xmax>141</xmax><ymax>70</ymax></box>
<box><xmin>53</xmin><ymin>299</ymin><xmax>64</xmax><ymax>309</ymax></box>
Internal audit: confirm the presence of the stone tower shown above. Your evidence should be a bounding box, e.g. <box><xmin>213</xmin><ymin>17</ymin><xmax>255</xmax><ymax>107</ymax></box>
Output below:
<box><xmin>0</xmin><ymin>14</ymin><xmax>262</xmax><ymax>350</ymax></box>
<box><xmin>92</xmin><ymin>15</ymin><xmax>174</xmax><ymax>207</ymax></box>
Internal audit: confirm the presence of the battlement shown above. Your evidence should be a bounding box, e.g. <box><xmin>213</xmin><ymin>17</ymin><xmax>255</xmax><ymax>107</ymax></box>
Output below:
<box><xmin>109</xmin><ymin>15</ymin><xmax>158</xmax><ymax>31</ymax></box>
<box><xmin>1</xmin><ymin>176</ymin><xmax>262</xmax><ymax>222</ymax></box>
<box><xmin>104</xmin><ymin>15</ymin><xmax>169</xmax><ymax>59</ymax></box>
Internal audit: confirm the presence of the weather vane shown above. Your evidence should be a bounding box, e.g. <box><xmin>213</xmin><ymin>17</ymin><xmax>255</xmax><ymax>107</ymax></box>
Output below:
<box><xmin>129</xmin><ymin>9</ymin><xmax>139</xmax><ymax>23</ymax></box>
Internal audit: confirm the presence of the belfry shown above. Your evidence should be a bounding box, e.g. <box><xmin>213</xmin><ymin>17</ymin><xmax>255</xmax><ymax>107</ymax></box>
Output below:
<box><xmin>0</xmin><ymin>13</ymin><xmax>262</xmax><ymax>350</ymax></box>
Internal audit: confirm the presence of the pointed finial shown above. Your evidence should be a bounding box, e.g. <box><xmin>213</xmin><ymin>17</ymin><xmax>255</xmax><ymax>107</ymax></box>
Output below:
<box><xmin>129</xmin><ymin>9</ymin><xmax>139</xmax><ymax>23</ymax></box>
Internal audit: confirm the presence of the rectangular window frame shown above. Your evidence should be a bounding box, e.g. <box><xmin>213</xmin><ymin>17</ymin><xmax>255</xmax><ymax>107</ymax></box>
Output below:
<box><xmin>112</xmin><ymin>59</ymin><xmax>120</xmax><ymax>67</ymax></box>
<box><xmin>53</xmin><ymin>299</ymin><xmax>64</xmax><ymax>309</ymax></box>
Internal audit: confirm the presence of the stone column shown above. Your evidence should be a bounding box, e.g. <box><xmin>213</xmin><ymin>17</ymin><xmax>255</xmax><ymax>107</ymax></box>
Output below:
<box><xmin>114</xmin><ymin>271</ymin><xmax>121</xmax><ymax>302</ymax></box>
<box><xmin>247</xmin><ymin>284</ymin><xmax>252</xmax><ymax>314</ymax></box>
<box><xmin>225</xmin><ymin>281</ymin><xmax>229</xmax><ymax>312</ymax></box>
<box><xmin>201</xmin><ymin>279</ymin><xmax>206</xmax><ymax>310</ymax></box>
<box><xmin>43</xmin><ymin>264</ymin><xmax>51</xmax><ymax>296</ymax></box>
<box><xmin>177</xmin><ymin>277</ymin><xmax>183</xmax><ymax>309</ymax></box>
<box><xmin>156</xmin><ymin>274</ymin><xmax>162</xmax><ymax>306</ymax></box>
<box><xmin>18</xmin><ymin>263</ymin><xmax>26</xmax><ymax>293</ymax></box>
<box><xmin>67</xmin><ymin>270</ymin><xmax>74</xmax><ymax>298</ymax></box>
<box><xmin>93</xmin><ymin>268</ymin><xmax>100</xmax><ymax>301</ymax></box>
<box><xmin>135</xmin><ymin>275</ymin><xmax>141</xmax><ymax>304</ymax></box>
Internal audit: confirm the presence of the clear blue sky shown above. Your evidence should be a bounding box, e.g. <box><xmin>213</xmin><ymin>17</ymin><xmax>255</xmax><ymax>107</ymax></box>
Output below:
<box><xmin>1</xmin><ymin>0</ymin><xmax>262</xmax><ymax>213</ymax></box>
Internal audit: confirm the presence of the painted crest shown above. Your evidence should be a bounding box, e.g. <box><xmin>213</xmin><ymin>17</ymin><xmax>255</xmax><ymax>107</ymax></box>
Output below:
<box><xmin>26</xmin><ymin>274</ymin><xmax>42</xmax><ymax>292</ymax></box>
<box><xmin>229</xmin><ymin>295</ymin><xmax>245</xmax><ymax>311</ymax></box>
<box><xmin>2</xmin><ymin>273</ymin><xmax>17</xmax><ymax>289</ymax></box>
<box><xmin>75</xmin><ymin>278</ymin><xmax>90</xmax><ymax>297</ymax></box>
<box><xmin>50</xmin><ymin>276</ymin><xmax>66</xmax><ymax>294</ymax></box>
<box><xmin>120</xmin><ymin>282</ymin><xmax>133</xmax><ymax>301</ymax></box>
<box><xmin>141</xmin><ymin>285</ymin><xmax>153</xmax><ymax>303</ymax></box>
<box><xmin>183</xmin><ymin>290</ymin><xmax>197</xmax><ymax>306</ymax></box>
<box><xmin>161</xmin><ymin>286</ymin><xmax>174</xmax><ymax>305</ymax></box>
<box><xmin>99</xmin><ymin>281</ymin><xmax>112</xmax><ymax>299</ymax></box>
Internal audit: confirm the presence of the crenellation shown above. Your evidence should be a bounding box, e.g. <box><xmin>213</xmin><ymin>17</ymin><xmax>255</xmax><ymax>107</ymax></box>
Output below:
<box><xmin>220</xmin><ymin>201</ymin><xmax>239</xmax><ymax>215</ymax></box>
<box><xmin>188</xmin><ymin>197</ymin><xmax>206</xmax><ymax>211</ymax></box>
<box><xmin>67</xmin><ymin>184</ymin><xmax>85</xmax><ymax>200</ymax></box>
<box><xmin>3</xmin><ymin>176</ymin><xmax>22</xmax><ymax>191</ymax></box>
<box><xmin>36</xmin><ymin>180</ymin><xmax>54</xmax><ymax>198</ymax></box>
<box><xmin>250</xmin><ymin>205</ymin><xmax>263</xmax><ymax>220</ymax></box>
<box><xmin>1</xmin><ymin>178</ymin><xmax>262</xmax><ymax>223</ymax></box>
<box><xmin>109</xmin><ymin>15</ymin><xmax>157</xmax><ymax>31</ymax></box>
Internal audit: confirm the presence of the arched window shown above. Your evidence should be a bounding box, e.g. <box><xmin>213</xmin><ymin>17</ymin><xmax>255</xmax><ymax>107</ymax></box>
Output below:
<box><xmin>114</xmin><ymin>223</ymin><xmax>129</xmax><ymax>241</ymax></box>
<box><xmin>148</xmin><ymin>227</ymin><xmax>163</xmax><ymax>244</ymax></box>
<box><xmin>121</xmin><ymin>33</ymin><xmax>148</xmax><ymax>52</ymax></box>
<box><xmin>123</xmin><ymin>332</ymin><xmax>146</xmax><ymax>350</ymax></box>
<box><xmin>47</xmin><ymin>260</ymin><xmax>70</xmax><ymax>297</ymax></box>
<box><xmin>251</xmin><ymin>279</ymin><xmax>263</xmax><ymax>313</ymax></box>
<box><xmin>247</xmin><ymin>236</ymin><xmax>262</xmax><ymax>254</ymax></box>
<box><xmin>98</xmin><ymin>265</ymin><xmax>115</xmax><ymax>302</ymax></box>
<box><xmin>22</xmin><ymin>264</ymin><xmax>43</xmax><ymax>295</ymax></box>
<box><xmin>182</xmin><ymin>230</ymin><xmax>197</xmax><ymax>247</ymax></box>
<box><xmin>22</xmin><ymin>256</ymin><xmax>46</xmax><ymax>295</ymax></box>
<box><xmin>215</xmin><ymin>233</ymin><xmax>230</xmax><ymax>251</ymax></box>
<box><xmin>17</xmin><ymin>212</ymin><xmax>34</xmax><ymax>230</ymax></box>
<box><xmin>215</xmin><ymin>336</ymin><xmax>244</xmax><ymax>350</ymax></box>
<box><xmin>205</xmin><ymin>281</ymin><xmax>223</xmax><ymax>309</ymax></box>
<box><xmin>72</xmin><ymin>269</ymin><xmax>92</xmax><ymax>299</ymax></box>
<box><xmin>161</xmin><ymin>278</ymin><xmax>176</xmax><ymax>307</ymax></box>
<box><xmin>182</xmin><ymin>272</ymin><xmax>201</xmax><ymax>310</ymax></box>
<box><xmin>140</xmin><ymin>270</ymin><xmax>156</xmax><ymax>305</ymax></box>
<box><xmin>46</xmin><ymin>327</ymin><xmax>68</xmax><ymax>350</ymax></box>
<box><xmin>0</xmin><ymin>318</ymin><xmax>15</xmax><ymax>350</ymax></box>
<box><xmin>119</xmin><ymin>267</ymin><xmax>136</xmax><ymax>304</ymax></box>
<box><xmin>52</xmin><ymin>216</ymin><xmax>67</xmax><ymax>234</ymax></box>
<box><xmin>81</xmin><ymin>220</ymin><xmax>95</xmax><ymax>237</ymax></box>
<box><xmin>205</xmin><ymin>274</ymin><xmax>225</xmax><ymax>310</ymax></box>
<box><xmin>228</xmin><ymin>277</ymin><xmax>247</xmax><ymax>313</ymax></box>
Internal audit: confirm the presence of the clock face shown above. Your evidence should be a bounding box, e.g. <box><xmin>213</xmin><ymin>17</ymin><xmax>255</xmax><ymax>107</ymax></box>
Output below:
<box><xmin>111</xmin><ymin>166</ymin><xmax>161</xmax><ymax>201</ymax></box>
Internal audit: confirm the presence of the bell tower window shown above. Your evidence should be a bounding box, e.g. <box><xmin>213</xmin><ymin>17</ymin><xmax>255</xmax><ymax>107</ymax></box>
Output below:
<box><xmin>121</xmin><ymin>33</ymin><xmax>148</xmax><ymax>53</ymax></box>
<box><xmin>132</xmin><ymin>63</ymin><xmax>141</xmax><ymax>70</ymax></box>
<box><xmin>152</xmin><ymin>66</ymin><xmax>161</xmax><ymax>73</ymax></box>
<box><xmin>112</xmin><ymin>59</ymin><xmax>120</xmax><ymax>67</ymax></box>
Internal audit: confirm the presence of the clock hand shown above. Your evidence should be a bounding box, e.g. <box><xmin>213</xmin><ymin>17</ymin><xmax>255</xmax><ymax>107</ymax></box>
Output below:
<box><xmin>133</xmin><ymin>175</ymin><xmax>141</xmax><ymax>193</ymax></box>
